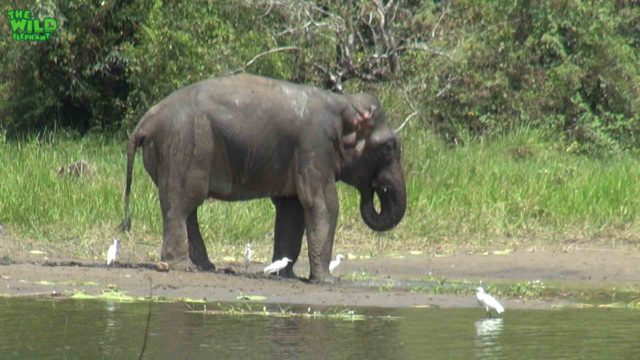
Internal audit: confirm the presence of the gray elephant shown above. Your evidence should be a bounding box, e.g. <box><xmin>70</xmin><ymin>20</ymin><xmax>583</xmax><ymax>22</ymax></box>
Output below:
<box><xmin>121</xmin><ymin>74</ymin><xmax>406</xmax><ymax>282</ymax></box>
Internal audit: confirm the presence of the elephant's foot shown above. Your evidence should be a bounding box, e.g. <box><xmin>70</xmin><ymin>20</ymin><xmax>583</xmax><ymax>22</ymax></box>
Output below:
<box><xmin>278</xmin><ymin>267</ymin><xmax>298</xmax><ymax>279</ymax></box>
<box><xmin>163</xmin><ymin>257</ymin><xmax>215</xmax><ymax>272</ymax></box>
<box><xmin>189</xmin><ymin>248</ymin><xmax>215</xmax><ymax>271</ymax></box>
<box><xmin>191</xmin><ymin>257</ymin><xmax>215</xmax><ymax>272</ymax></box>
<box><xmin>307</xmin><ymin>271</ymin><xmax>336</xmax><ymax>284</ymax></box>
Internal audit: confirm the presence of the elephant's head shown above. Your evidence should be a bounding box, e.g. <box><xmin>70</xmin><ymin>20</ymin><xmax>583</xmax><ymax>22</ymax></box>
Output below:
<box><xmin>338</xmin><ymin>93</ymin><xmax>406</xmax><ymax>232</ymax></box>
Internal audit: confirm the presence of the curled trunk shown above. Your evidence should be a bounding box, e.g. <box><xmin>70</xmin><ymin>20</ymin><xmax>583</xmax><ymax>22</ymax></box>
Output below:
<box><xmin>359</xmin><ymin>169</ymin><xmax>406</xmax><ymax>231</ymax></box>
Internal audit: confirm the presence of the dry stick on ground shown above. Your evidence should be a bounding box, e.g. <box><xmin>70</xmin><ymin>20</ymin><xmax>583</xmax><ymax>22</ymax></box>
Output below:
<box><xmin>229</xmin><ymin>46</ymin><xmax>302</xmax><ymax>75</ymax></box>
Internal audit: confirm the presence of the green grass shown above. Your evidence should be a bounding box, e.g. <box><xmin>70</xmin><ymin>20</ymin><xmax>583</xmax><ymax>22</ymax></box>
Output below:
<box><xmin>1</xmin><ymin>128</ymin><xmax>639</xmax><ymax>261</ymax></box>
<box><xmin>395</xmin><ymin>128</ymin><xmax>640</xmax><ymax>248</ymax></box>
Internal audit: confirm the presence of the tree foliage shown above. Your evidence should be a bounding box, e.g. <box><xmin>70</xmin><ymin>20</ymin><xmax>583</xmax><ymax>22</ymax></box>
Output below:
<box><xmin>1</xmin><ymin>0</ymin><xmax>639</xmax><ymax>153</ymax></box>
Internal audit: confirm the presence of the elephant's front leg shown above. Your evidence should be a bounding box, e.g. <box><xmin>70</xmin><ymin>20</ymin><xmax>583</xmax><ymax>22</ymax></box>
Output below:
<box><xmin>301</xmin><ymin>182</ymin><xmax>339</xmax><ymax>283</ymax></box>
<box><xmin>271</xmin><ymin>196</ymin><xmax>305</xmax><ymax>278</ymax></box>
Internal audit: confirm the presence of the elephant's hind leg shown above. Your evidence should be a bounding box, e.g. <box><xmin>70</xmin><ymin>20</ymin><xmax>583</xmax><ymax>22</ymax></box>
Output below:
<box><xmin>159</xmin><ymin>199</ymin><xmax>192</xmax><ymax>270</ymax></box>
<box><xmin>272</xmin><ymin>196</ymin><xmax>305</xmax><ymax>278</ymax></box>
<box><xmin>158</xmin><ymin>172</ymin><xmax>209</xmax><ymax>271</ymax></box>
<box><xmin>187</xmin><ymin>209</ymin><xmax>215</xmax><ymax>271</ymax></box>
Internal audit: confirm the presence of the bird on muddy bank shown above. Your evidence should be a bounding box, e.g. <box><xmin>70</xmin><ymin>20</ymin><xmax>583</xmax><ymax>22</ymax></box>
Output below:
<box><xmin>329</xmin><ymin>254</ymin><xmax>344</xmax><ymax>274</ymax></box>
<box><xmin>263</xmin><ymin>257</ymin><xmax>292</xmax><ymax>276</ymax></box>
<box><xmin>107</xmin><ymin>239</ymin><xmax>120</xmax><ymax>267</ymax></box>
<box><xmin>476</xmin><ymin>287</ymin><xmax>504</xmax><ymax>316</ymax></box>
<box><xmin>244</xmin><ymin>243</ymin><xmax>253</xmax><ymax>268</ymax></box>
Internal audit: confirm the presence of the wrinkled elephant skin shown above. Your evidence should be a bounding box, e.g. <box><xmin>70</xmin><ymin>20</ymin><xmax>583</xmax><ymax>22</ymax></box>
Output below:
<box><xmin>121</xmin><ymin>74</ymin><xmax>406</xmax><ymax>282</ymax></box>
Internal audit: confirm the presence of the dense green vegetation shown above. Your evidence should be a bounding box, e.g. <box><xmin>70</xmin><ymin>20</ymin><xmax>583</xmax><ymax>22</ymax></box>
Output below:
<box><xmin>1</xmin><ymin>1</ymin><xmax>639</xmax><ymax>257</ymax></box>
<box><xmin>2</xmin><ymin>1</ymin><xmax>639</xmax><ymax>153</ymax></box>
<box><xmin>1</xmin><ymin>130</ymin><xmax>639</xmax><ymax>260</ymax></box>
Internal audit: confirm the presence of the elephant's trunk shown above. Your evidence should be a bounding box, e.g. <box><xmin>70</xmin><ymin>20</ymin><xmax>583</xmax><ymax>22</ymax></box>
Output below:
<box><xmin>359</xmin><ymin>166</ymin><xmax>406</xmax><ymax>232</ymax></box>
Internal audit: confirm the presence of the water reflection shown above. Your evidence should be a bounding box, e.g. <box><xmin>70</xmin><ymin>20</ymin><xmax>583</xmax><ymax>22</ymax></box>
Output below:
<box><xmin>474</xmin><ymin>317</ymin><xmax>503</xmax><ymax>359</ymax></box>
<box><xmin>2</xmin><ymin>299</ymin><xmax>640</xmax><ymax>359</ymax></box>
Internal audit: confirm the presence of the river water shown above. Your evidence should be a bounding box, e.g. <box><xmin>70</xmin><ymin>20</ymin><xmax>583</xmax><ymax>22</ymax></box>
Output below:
<box><xmin>1</xmin><ymin>297</ymin><xmax>639</xmax><ymax>359</ymax></box>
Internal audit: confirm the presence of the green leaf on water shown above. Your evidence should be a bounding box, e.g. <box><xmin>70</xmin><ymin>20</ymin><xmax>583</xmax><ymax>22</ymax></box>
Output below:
<box><xmin>176</xmin><ymin>297</ymin><xmax>206</xmax><ymax>303</ymax></box>
<box><xmin>61</xmin><ymin>280</ymin><xmax>99</xmax><ymax>286</ymax></box>
<box><xmin>492</xmin><ymin>249</ymin><xmax>513</xmax><ymax>255</ymax></box>
<box><xmin>71</xmin><ymin>290</ymin><xmax>142</xmax><ymax>302</ymax></box>
<box><xmin>35</xmin><ymin>280</ymin><xmax>56</xmax><ymax>285</ymax></box>
<box><xmin>236</xmin><ymin>294</ymin><xmax>267</xmax><ymax>302</ymax></box>
<box><xmin>71</xmin><ymin>291</ymin><xmax>97</xmax><ymax>300</ymax></box>
<box><xmin>598</xmin><ymin>302</ymin><xmax>627</xmax><ymax>309</ymax></box>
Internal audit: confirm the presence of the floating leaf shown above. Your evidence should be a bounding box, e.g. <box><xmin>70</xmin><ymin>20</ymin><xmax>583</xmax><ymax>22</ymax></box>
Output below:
<box><xmin>71</xmin><ymin>291</ymin><xmax>98</xmax><ymax>300</ymax></box>
<box><xmin>76</xmin><ymin>281</ymin><xmax>98</xmax><ymax>286</ymax></box>
<box><xmin>236</xmin><ymin>294</ymin><xmax>267</xmax><ymax>302</ymax></box>
<box><xmin>35</xmin><ymin>280</ymin><xmax>55</xmax><ymax>285</ymax></box>
<box><xmin>598</xmin><ymin>302</ymin><xmax>627</xmax><ymax>309</ymax></box>
<box><xmin>61</xmin><ymin>280</ymin><xmax>98</xmax><ymax>286</ymax></box>
<box><xmin>492</xmin><ymin>249</ymin><xmax>513</xmax><ymax>255</ymax></box>
<box><xmin>177</xmin><ymin>297</ymin><xmax>206</xmax><ymax>303</ymax></box>
<box><xmin>71</xmin><ymin>290</ymin><xmax>141</xmax><ymax>302</ymax></box>
<box><xmin>100</xmin><ymin>290</ymin><xmax>140</xmax><ymax>302</ymax></box>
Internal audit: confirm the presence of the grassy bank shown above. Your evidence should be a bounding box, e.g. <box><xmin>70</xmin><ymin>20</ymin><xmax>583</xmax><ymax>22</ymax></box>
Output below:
<box><xmin>1</xmin><ymin>129</ymin><xmax>639</xmax><ymax>262</ymax></box>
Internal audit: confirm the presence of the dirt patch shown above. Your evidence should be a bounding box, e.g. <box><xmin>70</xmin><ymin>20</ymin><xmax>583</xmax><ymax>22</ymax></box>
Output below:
<box><xmin>357</xmin><ymin>246</ymin><xmax>640</xmax><ymax>285</ymax></box>
<box><xmin>1</xmin><ymin>246</ymin><xmax>639</xmax><ymax>309</ymax></box>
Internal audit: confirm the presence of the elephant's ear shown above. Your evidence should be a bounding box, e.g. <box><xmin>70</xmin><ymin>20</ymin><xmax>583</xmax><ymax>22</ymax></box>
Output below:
<box><xmin>341</xmin><ymin>103</ymin><xmax>377</xmax><ymax>157</ymax></box>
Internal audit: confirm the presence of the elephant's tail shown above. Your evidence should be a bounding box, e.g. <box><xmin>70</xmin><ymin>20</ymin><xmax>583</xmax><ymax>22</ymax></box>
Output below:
<box><xmin>119</xmin><ymin>129</ymin><xmax>145</xmax><ymax>232</ymax></box>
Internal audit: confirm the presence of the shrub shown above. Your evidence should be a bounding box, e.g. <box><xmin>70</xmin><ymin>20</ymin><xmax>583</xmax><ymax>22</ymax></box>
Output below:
<box><xmin>0</xmin><ymin>0</ymin><xmax>151</xmax><ymax>136</ymax></box>
<box><xmin>122</xmin><ymin>0</ymin><xmax>297</xmax><ymax>129</ymax></box>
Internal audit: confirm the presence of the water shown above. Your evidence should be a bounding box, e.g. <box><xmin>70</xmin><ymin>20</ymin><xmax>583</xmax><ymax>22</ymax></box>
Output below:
<box><xmin>1</xmin><ymin>298</ymin><xmax>639</xmax><ymax>359</ymax></box>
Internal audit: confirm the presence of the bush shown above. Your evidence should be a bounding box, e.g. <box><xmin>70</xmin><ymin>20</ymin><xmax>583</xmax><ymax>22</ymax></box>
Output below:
<box><xmin>412</xmin><ymin>0</ymin><xmax>640</xmax><ymax>153</ymax></box>
<box><xmin>122</xmin><ymin>0</ymin><xmax>297</xmax><ymax>129</ymax></box>
<box><xmin>1</xmin><ymin>0</ymin><xmax>639</xmax><ymax>154</ymax></box>
<box><xmin>0</xmin><ymin>0</ymin><xmax>150</xmax><ymax>136</ymax></box>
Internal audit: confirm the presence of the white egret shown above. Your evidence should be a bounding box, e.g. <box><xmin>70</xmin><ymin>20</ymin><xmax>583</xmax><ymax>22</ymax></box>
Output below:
<box><xmin>244</xmin><ymin>244</ymin><xmax>253</xmax><ymax>267</ymax></box>
<box><xmin>263</xmin><ymin>257</ymin><xmax>292</xmax><ymax>275</ymax></box>
<box><xmin>106</xmin><ymin>239</ymin><xmax>120</xmax><ymax>267</ymax></box>
<box><xmin>476</xmin><ymin>287</ymin><xmax>504</xmax><ymax>315</ymax></box>
<box><xmin>329</xmin><ymin>254</ymin><xmax>344</xmax><ymax>274</ymax></box>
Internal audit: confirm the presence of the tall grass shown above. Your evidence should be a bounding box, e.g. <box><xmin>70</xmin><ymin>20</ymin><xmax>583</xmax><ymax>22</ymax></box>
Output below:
<box><xmin>395</xmin><ymin>128</ymin><xmax>640</xmax><ymax>248</ymax></box>
<box><xmin>1</xmin><ymin>129</ymin><xmax>639</xmax><ymax>261</ymax></box>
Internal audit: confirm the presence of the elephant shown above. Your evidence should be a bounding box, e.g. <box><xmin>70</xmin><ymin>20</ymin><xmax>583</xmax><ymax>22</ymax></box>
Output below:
<box><xmin>121</xmin><ymin>73</ymin><xmax>406</xmax><ymax>282</ymax></box>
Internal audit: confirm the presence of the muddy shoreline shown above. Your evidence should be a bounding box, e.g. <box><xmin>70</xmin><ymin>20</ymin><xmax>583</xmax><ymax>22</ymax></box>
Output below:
<box><xmin>1</xmin><ymin>246</ymin><xmax>639</xmax><ymax>309</ymax></box>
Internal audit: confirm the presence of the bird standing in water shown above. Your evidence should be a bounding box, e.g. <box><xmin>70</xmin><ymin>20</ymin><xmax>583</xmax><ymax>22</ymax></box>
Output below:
<box><xmin>476</xmin><ymin>287</ymin><xmax>505</xmax><ymax>316</ymax></box>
